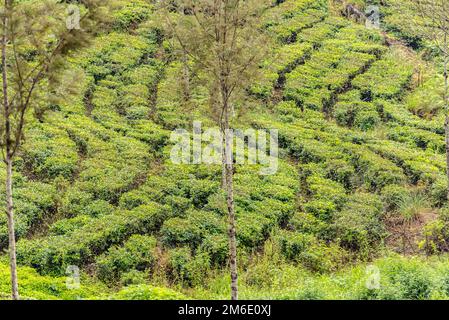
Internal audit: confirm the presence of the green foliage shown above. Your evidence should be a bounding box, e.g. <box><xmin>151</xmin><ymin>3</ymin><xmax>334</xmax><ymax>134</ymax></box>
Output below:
<box><xmin>1</xmin><ymin>0</ymin><xmax>448</xmax><ymax>301</ymax></box>
<box><xmin>0</xmin><ymin>262</ymin><xmax>106</xmax><ymax>300</ymax></box>
<box><xmin>352</xmin><ymin>50</ymin><xmax>414</xmax><ymax>100</ymax></box>
<box><xmin>166</xmin><ymin>247</ymin><xmax>211</xmax><ymax>287</ymax></box>
<box><xmin>97</xmin><ymin>235</ymin><xmax>157</xmax><ymax>284</ymax></box>
<box><xmin>381</xmin><ymin>184</ymin><xmax>410</xmax><ymax>212</ymax></box>
<box><xmin>332</xmin><ymin>193</ymin><xmax>385</xmax><ymax>255</ymax></box>
<box><xmin>111</xmin><ymin>285</ymin><xmax>186</xmax><ymax>300</ymax></box>
<box><xmin>17</xmin><ymin>204</ymin><xmax>169</xmax><ymax>274</ymax></box>
<box><xmin>276</xmin><ymin>230</ymin><xmax>342</xmax><ymax>273</ymax></box>
<box><xmin>113</xmin><ymin>0</ymin><xmax>153</xmax><ymax>31</ymax></box>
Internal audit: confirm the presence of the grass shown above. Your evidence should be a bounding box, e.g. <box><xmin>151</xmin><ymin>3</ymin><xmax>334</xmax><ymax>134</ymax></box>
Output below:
<box><xmin>398</xmin><ymin>193</ymin><xmax>431</xmax><ymax>223</ymax></box>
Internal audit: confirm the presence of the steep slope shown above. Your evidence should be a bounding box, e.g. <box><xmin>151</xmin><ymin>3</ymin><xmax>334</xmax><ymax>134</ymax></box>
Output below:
<box><xmin>1</xmin><ymin>0</ymin><xmax>449</xmax><ymax>299</ymax></box>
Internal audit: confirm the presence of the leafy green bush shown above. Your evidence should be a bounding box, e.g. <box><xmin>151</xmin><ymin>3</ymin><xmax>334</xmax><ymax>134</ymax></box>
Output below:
<box><xmin>112</xmin><ymin>285</ymin><xmax>186</xmax><ymax>300</ymax></box>
<box><xmin>0</xmin><ymin>262</ymin><xmax>106</xmax><ymax>300</ymax></box>
<box><xmin>17</xmin><ymin>204</ymin><xmax>169</xmax><ymax>274</ymax></box>
<box><xmin>161</xmin><ymin>210</ymin><xmax>226</xmax><ymax>248</ymax></box>
<box><xmin>167</xmin><ymin>247</ymin><xmax>211</xmax><ymax>287</ymax></box>
<box><xmin>332</xmin><ymin>193</ymin><xmax>385</xmax><ymax>255</ymax></box>
<box><xmin>49</xmin><ymin>215</ymin><xmax>93</xmax><ymax>236</ymax></box>
<box><xmin>277</xmin><ymin>230</ymin><xmax>341</xmax><ymax>272</ymax></box>
<box><xmin>381</xmin><ymin>184</ymin><xmax>410</xmax><ymax>211</ymax></box>
<box><xmin>96</xmin><ymin>235</ymin><xmax>157</xmax><ymax>284</ymax></box>
<box><xmin>113</xmin><ymin>0</ymin><xmax>153</xmax><ymax>31</ymax></box>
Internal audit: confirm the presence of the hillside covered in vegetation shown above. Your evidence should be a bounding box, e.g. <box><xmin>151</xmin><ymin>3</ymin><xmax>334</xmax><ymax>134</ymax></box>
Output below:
<box><xmin>2</xmin><ymin>0</ymin><xmax>449</xmax><ymax>300</ymax></box>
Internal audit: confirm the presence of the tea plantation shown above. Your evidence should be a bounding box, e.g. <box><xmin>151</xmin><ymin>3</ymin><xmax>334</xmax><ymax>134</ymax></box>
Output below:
<box><xmin>1</xmin><ymin>0</ymin><xmax>449</xmax><ymax>300</ymax></box>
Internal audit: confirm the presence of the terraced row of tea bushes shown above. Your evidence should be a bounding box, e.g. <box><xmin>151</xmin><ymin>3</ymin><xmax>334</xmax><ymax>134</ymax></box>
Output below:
<box><xmin>113</xmin><ymin>0</ymin><xmax>153</xmax><ymax>31</ymax></box>
<box><xmin>351</xmin><ymin>50</ymin><xmax>414</xmax><ymax>100</ymax></box>
<box><xmin>285</xmin><ymin>24</ymin><xmax>384</xmax><ymax>111</ymax></box>
<box><xmin>386</xmin><ymin>125</ymin><xmax>445</xmax><ymax>153</ymax></box>
<box><xmin>275</xmin><ymin>229</ymin><xmax>345</xmax><ymax>273</ymax></box>
<box><xmin>0</xmin><ymin>178</ymin><xmax>57</xmax><ymax>249</ymax></box>
<box><xmin>252</xmin><ymin>17</ymin><xmax>351</xmax><ymax>98</ymax></box>
<box><xmin>77</xmin><ymin>31</ymin><xmax>163</xmax><ymax>124</ymax></box>
<box><xmin>152</xmin><ymin>62</ymin><xmax>205</xmax><ymax>130</ymax></box>
<box><xmin>332</xmin><ymin>47</ymin><xmax>442</xmax><ymax>142</ymax></box>
<box><xmin>382</xmin><ymin>101</ymin><xmax>444</xmax><ymax>134</ymax></box>
<box><xmin>158</xmin><ymin>162</ymin><xmax>298</xmax><ymax>259</ymax></box>
<box><xmin>367</xmin><ymin>140</ymin><xmax>446</xmax><ymax>202</ymax></box>
<box><xmin>263</xmin><ymin>0</ymin><xmax>328</xmax><ymax>38</ymax></box>
<box><xmin>256</xmin><ymin>108</ymin><xmax>407</xmax><ymax>192</ymax></box>
<box><xmin>374</xmin><ymin>0</ymin><xmax>426</xmax><ymax>49</ymax></box>
<box><xmin>268</xmin><ymin>103</ymin><xmax>446</xmax><ymax>205</ymax></box>
<box><xmin>21</xmin><ymin>122</ymin><xmax>79</xmax><ymax>181</ymax></box>
<box><xmin>16</xmin><ymin>203</ymin><xmax>169</xmax><ymax>275</ymax></box>
<box><xmin>268</xmin><ymin>7</ymin><xmax>328</xmax><ymax>43</ymax></box>
<box><xmin>333</xmin><ymin>49</ymin><xmax>414</xmax><ymax>128</ymax></box>
<box><xmin>279</xmin><ymin>191</ymin><xmax>386</xmax><ymax>263</ymax></box>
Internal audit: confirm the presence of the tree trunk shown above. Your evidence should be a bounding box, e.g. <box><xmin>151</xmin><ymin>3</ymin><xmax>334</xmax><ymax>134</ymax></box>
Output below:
<box><xmin>5</xmin><ymin>157</ymin><xmax>19</xmax><ymax>300</ymax></box>
<box><xmin>222</xmin><ymin>99</ymin><xmax>238</xmax><ymax>301</ymax></box>
<box><xmin>221</xmin><ymin>141</ymin><xmax>227</xmax><ymax>189</ymax></box>
<box><xmin>2</xmin><ymin>0</ymin><xmax>19</xmax><ymax>300</ymax></box>
<box><xmin>444</xmin><ymin>38</ymin><xmax>449</xmax><ymax>202</ymax></box>
<box><xmin>181</xmin><ymin>53</ymin><xmax>190</xmax><ymax>105</ymax></box>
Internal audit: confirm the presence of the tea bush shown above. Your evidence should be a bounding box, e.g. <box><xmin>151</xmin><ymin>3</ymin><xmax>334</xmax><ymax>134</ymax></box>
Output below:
<box><xmin>96</xmin><ymin>235</ymin><xmax>157</xmax><ymax>284</ymax></box>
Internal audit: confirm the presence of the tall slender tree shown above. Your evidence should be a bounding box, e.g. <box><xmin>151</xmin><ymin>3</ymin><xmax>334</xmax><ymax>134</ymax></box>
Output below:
<box><xmin>0</xmin><ymin>0</ymin><xmax>109</xmax><ymax>299</ymax></box>
<box><xmin>404</xmin><ymin>0</ymin><xmax>449</xmax><ymax>201</ymax></box>
<box><xmin>160</xmin><ymin>0</ymin><xmax>269</xmax><ymax>300</ymax></box>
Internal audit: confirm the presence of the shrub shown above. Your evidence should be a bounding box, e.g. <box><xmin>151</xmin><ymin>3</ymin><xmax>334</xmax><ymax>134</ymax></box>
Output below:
<box><xmin>332</xmin><ymin>193</ymin><xmax>385</xmax><ymax>255</ymax></box>
<box><xmin>354</xmin><ymin>108</ymin><xmax>381</xmax><ymax>131</ymax></box>
<box><xmin>161</xmin><ymin>210</ymin><xmax>226</xmax><ymax>248</ymax></box>
<box><xmin>112</xmin><ymin>285</ymin><xmax>186</xmax><ymax>300</ymax></box>
<box><xmin>60</xmin><ymin>188</ymin><xmax>94</xmax><ymax>217</ymax></box>
<box><xmin>278</xmin><ymin>230</ymin><xmax>315</xmax><ymax>260</ymax></box>
<box><xmin>166</xmin><ymin>247</ymin><xmax>211</xmax><ymax>286</ymax></box>
<box><xmin>113</xmin><ymin>0</ymin><xmax>153</xmax><ymax>31</ymax></box>
<box><xmin>388</xmin><ymin>264</ymin><xmax>432</xmax><ymax>299</ymax></box>
<box><xmin>200</xmin><ymin>234</ymin><xmax>229</xmax><ymax>266</ymax></box>
<box><xmin>96</xmin><ymin>235</ymin><xmax>157</xmax><ymax>284</ymax></box>
<box><xmin>188</xmin><ymin>179</ymin><xmax>220</xmax><ymax>208</ymax></box>
<box><xmin>303</xmin><ymin>200</ymin><xmax>336</xmax><ymax>221</ymax></box>
<box><xmin>277</xmin><ymin>230</ymin><xmax>341</xmax><ymax>273</ymax></box>
<box><xmin>420</xmin><ymin>208</ymin><xmax>449</xmax><ymax>254</ymax></box>
<box><xmin>381</xmin><ymin>184</ymin><xmax>410</xmax><ymax>211</ymax></box>
<box><xmin>289</xmin><ymin>212</ymin><xmax>327</xmax><ymax>236</ymax></box>
<box><xmin>430</xmin><ymin>177</ymin><xmax>447</xmax><ymax>207</ymax></box>
<box><xmin>325</xmin><ymin>159</ymin><xmax>355</xmax><ymax>190</ymax></box>
<box><xmin>237</xmin><ymin>212</ymin><xmax>273</xmax><ymax>248</ymax></box>
<box><xmin>49</xmin><ymin>215</ymin><xmax>93</xmax><ymax>236</ymax></box>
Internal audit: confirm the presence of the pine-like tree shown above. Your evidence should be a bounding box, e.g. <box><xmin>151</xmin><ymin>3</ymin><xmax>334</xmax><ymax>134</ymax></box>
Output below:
<box><xmin>0</xmin><ymin>0</ymin><xmax>110</xmax><ymax>300</ymax></box>
<box><xmin>160</xmin><ymin>0</ymin><xmax>269</xmax><ymax>300</ymax></box>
